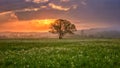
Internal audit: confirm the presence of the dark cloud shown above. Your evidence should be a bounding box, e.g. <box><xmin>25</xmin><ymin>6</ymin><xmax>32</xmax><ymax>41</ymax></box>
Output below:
<box><xmin>15</xmin><ymin>9</ymin><xmax>70</xmax><ymax>20</ymax></box>
<box><xmin>0</xmin><ymin>0</ymin><xmax>120</xmax><ymax>27</ymax></box>
<box><xmin>0</xmin><ymin>0</ymin><xmax>49</xmax><ymax>12</ymax></box>
<box><xmin>86</xmin><ymin>0</ymin><xmax>120</xmax><ymax>24</ymax></box>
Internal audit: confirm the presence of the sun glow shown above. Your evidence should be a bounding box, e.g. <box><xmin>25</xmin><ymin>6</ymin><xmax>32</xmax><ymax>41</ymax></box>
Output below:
<box><xmin>33</xmin><ymin>19</ymin><xmax>56</xmax><ymax>26</ymax></box>
<box><xmin>0</xmin><ymin>19</ymin><xmax>56</xmax><ymax>32</ymax></box>
<box><xmin>44</xmin><ymin>19</ymin><xmax>54</xmax><ymax>25</ymax></box>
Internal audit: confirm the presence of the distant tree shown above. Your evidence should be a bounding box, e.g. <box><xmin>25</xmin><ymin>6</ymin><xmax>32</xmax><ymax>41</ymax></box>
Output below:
<box><xmin>81</xmin><ymin>30</ymin><xmax>85</xmax><ymax>37</ymax></box>
<box><xmin>49</xmin><ymin>19</ymin><xmax>77</xmax><ymax>39</ymax></box>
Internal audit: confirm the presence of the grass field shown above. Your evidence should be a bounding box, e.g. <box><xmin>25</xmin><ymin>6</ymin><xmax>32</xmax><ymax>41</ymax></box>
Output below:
<box><xmin>0</xmin><ymin>39</ymin><xmax>120</xmax><ymax>68</ymax></box>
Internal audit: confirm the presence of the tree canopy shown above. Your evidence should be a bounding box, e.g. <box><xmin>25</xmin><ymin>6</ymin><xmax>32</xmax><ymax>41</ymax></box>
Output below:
<box><xmin>49</xmin><ymin>19</ymin><xmax>77</xmax><ymax>39</ymax></box>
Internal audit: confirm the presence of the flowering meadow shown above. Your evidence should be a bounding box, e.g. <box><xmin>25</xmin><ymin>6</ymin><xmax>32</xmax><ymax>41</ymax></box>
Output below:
<box><xmin>0</xmin><ymin>39</ymin><xmax>120</xmax><ymax>68</ymax></box>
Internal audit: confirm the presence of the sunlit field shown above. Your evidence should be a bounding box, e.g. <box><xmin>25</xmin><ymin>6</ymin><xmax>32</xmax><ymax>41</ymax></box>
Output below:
<box><xmin>0</xmin><ymin>39</ymin><xmax>120</xmax><ymax>68</ymax></box>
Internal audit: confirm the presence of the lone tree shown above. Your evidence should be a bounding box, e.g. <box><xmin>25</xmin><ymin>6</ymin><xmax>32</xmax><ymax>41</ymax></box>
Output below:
<box><xmin>49</xmin><ymin>19</ymin><xmax>77</xmax><ymax>39</ymax></box>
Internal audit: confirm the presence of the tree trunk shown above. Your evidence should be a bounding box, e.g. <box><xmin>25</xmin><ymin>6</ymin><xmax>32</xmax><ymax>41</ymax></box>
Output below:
<box><xmin>59</xmin><ymin>34</ymin><xmax>62</xmax><ymax>39</ymax></box>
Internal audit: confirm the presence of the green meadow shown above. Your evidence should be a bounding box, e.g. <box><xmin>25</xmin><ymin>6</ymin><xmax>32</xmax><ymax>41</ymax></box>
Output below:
<box><xmin>0</xmin><ymin>39</ymin><xmax>120</xmax><ymax>68</ymax></box>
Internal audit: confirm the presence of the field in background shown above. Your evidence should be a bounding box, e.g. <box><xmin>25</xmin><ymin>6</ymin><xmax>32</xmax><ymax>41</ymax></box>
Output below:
<box><xmin>0</xmin><ymin>39</ymin><xmax>120</xmax><ymax>68</ymax></box>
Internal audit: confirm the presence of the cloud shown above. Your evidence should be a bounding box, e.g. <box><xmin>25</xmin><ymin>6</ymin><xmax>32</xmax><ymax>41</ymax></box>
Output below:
<box><xmin>9</xmin><ymin>12</ymin><xmax>18</xmax><ymax>21</ymax></box>
<box><xmin>48</xmin><ymin>3</ymin><xmax>70</xmax><ymax>11</ymax></box>
<box><xmin>60</xmin><ymin>0</ymin><xmax>70</xmax><ymax>2</ymax></box>
<box><xmin>25</xmin><ymin>0</ymin><xmax>49</xmax><ymax>3</ymax></box>
<box><xmin>0</xmin><ymin>0</ymin><xmax>78</xmax><ymax>23</ymax></box>
<box><xmin>81</xmin><ymin>0</ymin><xmax>87</xmax><ymax>6</ymax></box>
<box><xmin>0</xmin><ymin>11</ymin><xmax>18</xmax><ymax>23</ymax></box>
<box><xmin>0</xmin><ymin>6</ymin><xmax>48</xmax><ymax>23</ymax></box>
<box><xmin>15</xmin><ymin>8</ymin><xmax>40</xmax><ymax>12</ymax></box>
<box><xmin>0</xmin><ymin>11</ymin><xmax>12</xmax><ymax>16</ymax></box>
<box><xmin>40</xmin><ymin>6</ymin><xmax>47</xmax><ymax>8</ymax></box>
<box><xmin>72</xmin><ymin>5</ymin><xmax>78</xmax><ymax>9</ymax></box>
<box><xmin>15</xmin><ymin>5</ymin><xmax>48</xmax><ymax>12</ymax></box>
<box><xmin>0</xmin><ymin>5</ymin><xmax>59</xmax><ymax>22</ymax></box>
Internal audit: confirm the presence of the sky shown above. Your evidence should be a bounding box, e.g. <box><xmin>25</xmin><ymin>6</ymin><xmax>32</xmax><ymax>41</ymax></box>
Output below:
<box><xmin>0</xmin><ymin>0</ymin><xmax>120</xmax><ymax>32</ymax></box>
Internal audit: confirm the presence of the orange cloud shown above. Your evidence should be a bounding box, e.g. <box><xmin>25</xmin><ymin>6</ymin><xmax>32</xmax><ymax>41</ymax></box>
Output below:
<box><xmin>14</xmin><ymin>7</ymin><xmax>44</xmax><ymax>12</ymax></box>
<box><xmin>81</xmin><ymin>0</ymin><xmax>87</xmax><ymax>6</ymax></box>
<box><xmin>60</xmin><ymin>0</ymin><xmax>70</xmax><ymax>2</ymax></box>
<box><xmin>25</xmin><ymin>0</ymin><xmax>49</xmax><ymax>3</ymax></box>
<box><xmin>0</xmin><ymin>11</ymin><xmax>18</xmax><ymax>23</ymax></box>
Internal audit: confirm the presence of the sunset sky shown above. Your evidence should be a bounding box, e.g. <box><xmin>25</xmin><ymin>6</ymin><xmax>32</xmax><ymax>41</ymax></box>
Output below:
<box><xmin>0</xmin><ymin>0</ymin><xmax>120</xmax><ymax>32</ymax></box>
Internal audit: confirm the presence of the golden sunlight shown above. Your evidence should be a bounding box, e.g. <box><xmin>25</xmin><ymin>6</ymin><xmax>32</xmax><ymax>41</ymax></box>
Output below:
<box><xmin>33</xmin><ymin>19</ymin><xmax>56</xmax><ymax>26</ymax></box>
<box><xmin>0</xmin><ymin>19</ymin><xmax>56</xmax><ymax>32</ymax></box>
